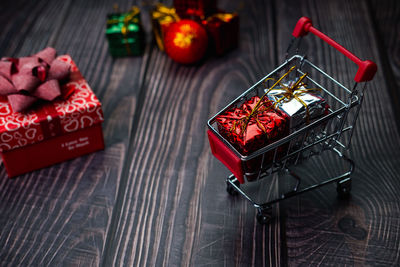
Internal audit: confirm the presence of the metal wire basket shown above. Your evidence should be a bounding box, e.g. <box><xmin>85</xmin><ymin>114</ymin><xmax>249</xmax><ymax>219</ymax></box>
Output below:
<box><xmin>207</xmin><ymin>17</ymin><xmax>377</xmax><ymax>224</ymax></box>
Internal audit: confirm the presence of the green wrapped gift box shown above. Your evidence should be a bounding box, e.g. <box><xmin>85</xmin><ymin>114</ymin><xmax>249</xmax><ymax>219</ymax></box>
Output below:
<box><xmin>106</xmin><ymin>6</ymin><xmax>145</xmax><ymax>57</ymax></box>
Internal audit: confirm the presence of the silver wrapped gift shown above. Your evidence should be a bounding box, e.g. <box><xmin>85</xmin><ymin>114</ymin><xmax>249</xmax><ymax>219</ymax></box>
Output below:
<box><xmin>266</xmin><ymin>87</ymin><xmax>328</xmax><ymax>132</ymax></box>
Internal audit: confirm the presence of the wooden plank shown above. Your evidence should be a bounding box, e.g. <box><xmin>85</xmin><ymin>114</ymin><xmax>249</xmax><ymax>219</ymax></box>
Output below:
<box><xmin>1</xmin><ymin>0</ymin><xmax>398</xmax><ymax>265</ymax></box>
<box><xmin>0</xmin><ymin>0</ymin><xmax>59</xmax><ymax>56</ymax></box>
<box><xmin>0</xmin><ymin>0</ymin><xmax>146</xmax><ymax>265</ymax></box>
<box><xmin>102</xmin><ymin>0</ymin><xmax>287</xmax><ymax>266</ymax></box>
<box><xmin>368</xmin><ymin>0</ymin><xmax>400</xmax><ymax>130</ymax></box>
<box><xmin>274</xmin><ymin>0</ymin><xmax>400</xmax><ymax>265</ymax></box>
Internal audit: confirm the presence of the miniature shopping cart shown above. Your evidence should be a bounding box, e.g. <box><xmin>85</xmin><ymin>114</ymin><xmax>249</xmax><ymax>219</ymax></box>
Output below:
<box><xmin>207</xmin><ymin>17</ymin><xmax>377</xmax><ymax>224</ymax></box>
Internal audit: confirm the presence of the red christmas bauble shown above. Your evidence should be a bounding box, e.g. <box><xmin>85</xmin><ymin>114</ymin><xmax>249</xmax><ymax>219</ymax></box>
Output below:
<box><xmin>164</xmin><ymin>19</ymin><xmax>208</xmax><ymax>64</ymax></box>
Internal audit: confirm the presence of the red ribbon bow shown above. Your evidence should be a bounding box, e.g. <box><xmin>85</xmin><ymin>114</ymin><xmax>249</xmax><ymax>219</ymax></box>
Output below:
<box><xmin>0</xmin><ymin>47</ymin><xmax>71</xmax><ymax>113</ymax></box>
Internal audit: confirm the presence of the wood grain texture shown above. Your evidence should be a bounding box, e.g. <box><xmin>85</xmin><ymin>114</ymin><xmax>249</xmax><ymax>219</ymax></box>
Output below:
<box><xmin>275</xmin><ymin>0</ymin><xmax>400</xmax><ymax>265</ymax></box>
<box><xmin>0</xmin><ymin>0</ymin><xmax>399</xmax><ymax>266</ymax></box>
<box><xmin>102</xmin><ymin>0</ymin><xmax>287</xmax><ymax>266</ymax></box>
<box><xmin>368</xmin><ymin>0</ymin><xmax>400</xmax><ymax>131</ymax></box>
<box><xmin>0</xmin><ymin>0</ymin><xmax>145</xmax><ymax>266</ymax></box>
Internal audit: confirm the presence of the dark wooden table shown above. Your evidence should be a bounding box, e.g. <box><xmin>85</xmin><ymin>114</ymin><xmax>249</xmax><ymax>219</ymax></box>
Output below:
<box><xmin>1</xmin><ymin>0</ymin><xmax>399</xmax><ymax>266</ymax></box>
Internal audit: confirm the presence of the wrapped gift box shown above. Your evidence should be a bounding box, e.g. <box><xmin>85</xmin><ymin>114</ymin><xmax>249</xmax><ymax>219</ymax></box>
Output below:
<box><xmin>173</xmin><ymin>0</ymin><xmax>217</xmax><ymax>18</ymax></box>
<box><xmin>216</xmin><ymin>96</ymin><xmax>288</xmax><ymax>155</ymax></box>
<box><xmin>151</xmin><ymin>4</ymin><xmax>180</xmax><ymax>51</ymax></box>
<box><xmin>267</xmin><ymin>85</ymin><xmax>329</xmax><ymax>132</ymax></box>
<box><xmin>106</xmin><ymin>7</ymin><xmax>145</xmax><ymax>57</ymax></box>
<box><xmin>215</xmin><ymin>96</ymin><xmax>288</xmax><ymax>181</ymax></box>
<box><xmin>202</xmin><ymin>12</ymin><xmax>239</xmax><ymax>56</ymax></box>
<box><xmin>151</xmin><ymin>3</ymin><xmax>239</xmax><ymax>57</ymax></box>
<box><xmin>0</xmin><ymin>55</ymin><xmax>104</xmax><ymax>177</ymax></box>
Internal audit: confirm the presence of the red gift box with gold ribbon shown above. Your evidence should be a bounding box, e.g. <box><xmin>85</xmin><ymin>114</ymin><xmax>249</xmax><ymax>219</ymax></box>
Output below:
<box><xmin>216</xmin><ymin>96</ymin><xmax>288</xmax><ymax>155</ymax></box>
<box><xmin>0</xmin><ymin>50</ymin><xmax>104</xmax><ymax>177</ymax></box>
<box><xmin>202</xmin><ymin>12</ymin><xmax>239</xmax><ymax>56</ymax></box>
<box><xmin>173</xmin><ymin>0</ymin><xmax>217</xmax><ymax>18</ymax></box>
<box><xmin>214</xmin><ymin>96</ymin><xmax>288</xmax><ymax>181</ymax></box>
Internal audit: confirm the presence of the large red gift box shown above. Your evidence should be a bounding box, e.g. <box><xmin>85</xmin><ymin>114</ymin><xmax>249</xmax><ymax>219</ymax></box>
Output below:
<box><xmin>0</xmin><ymin>55</ymin><xmax>104</xmax><ymax>177</ymax></box>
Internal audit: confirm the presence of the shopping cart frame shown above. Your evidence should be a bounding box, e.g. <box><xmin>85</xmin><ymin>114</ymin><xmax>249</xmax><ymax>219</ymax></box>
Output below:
<box><xmin>207</xmin><ymin>17</ymin><xmax>377</xmax><ymax>224</ymax></box>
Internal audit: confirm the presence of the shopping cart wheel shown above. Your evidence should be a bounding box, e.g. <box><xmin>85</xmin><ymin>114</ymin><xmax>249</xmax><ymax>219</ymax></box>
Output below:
<box><xmin>226</xmin><ymin>178</ymin><xmax>240</xmax><ymax>196</ymax></box>
<box><xmin>337</xmin><ymin>178</ymin><xmax>352</xmax><ymax>198</ymax></box>
<box><xmin>257</xmin><ymin>206</ymin><xmax>272</xmax><ymax>225</ymax></box>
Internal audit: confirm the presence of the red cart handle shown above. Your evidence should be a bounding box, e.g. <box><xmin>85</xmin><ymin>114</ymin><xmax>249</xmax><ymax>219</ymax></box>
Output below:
<box><xmin>292</xmin><ymin>17</ymin><xmax>377</xmax><ymax>83</ymax></box>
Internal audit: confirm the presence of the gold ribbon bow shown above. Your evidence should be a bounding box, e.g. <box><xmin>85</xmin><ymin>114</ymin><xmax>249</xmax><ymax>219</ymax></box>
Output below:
<box><xmin>239</xmin><ymin>97</ymin><xmax>274</xmax><ymax>136</ymax></box>
<box><xmin>233</xmin><ymin>66</ymin><xmax>319</xmax><ymax>136</ymax></box>
<box><xmin>218</xmin><ymin>96</ymin><xmax>274</xmax><ymax>138</ymax></box>
<box><xmin>151</xmin><ymin>4</ymin><xmax>180</xmax><ymax>51</ymax></box>
<box><xmin>264</xmin><ymin>66</ymin><xmax>320</xmax><ymax>122</ymax></box>
<box><xmin>238</xmin><ymin>66</ymin><xmax>294</xmax><ymax>134</ymax></box>
<box><xmin>206</xmin><ymin>12</ymin><xmax>236</xmax><ymax>23</ymax></box>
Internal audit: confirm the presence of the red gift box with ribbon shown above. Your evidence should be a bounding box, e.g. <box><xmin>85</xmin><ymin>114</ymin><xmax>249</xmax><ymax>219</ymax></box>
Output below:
<box><xmin>202</xmin><ymin>12</ymin><xmax>239</xmax><ymax>56</ymax></box>
<box><xmin>173</xmin><ymin>0</ymin><xmax>217</xmax><ymax>18</ymax></box>
<box><xmin>216</xmin><ymin>96</ymin><xmax>288</xmax><ymax>155</ymax></box>
<box><xmin>214</xmin><ymin>96</ymin><xmax>288</xmax><ymax>182</ymax></box>
<box><xmin>0</xmin><ymin>48</ymin><xmax>104</xmax><ymax>177</ymax></box>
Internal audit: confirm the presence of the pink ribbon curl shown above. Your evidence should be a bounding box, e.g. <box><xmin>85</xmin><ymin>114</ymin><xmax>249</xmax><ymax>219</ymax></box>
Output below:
<box><xmin>0</xmin><ymin>47</ymin><xmax>71</xmax><ymax>113</ymax></box>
